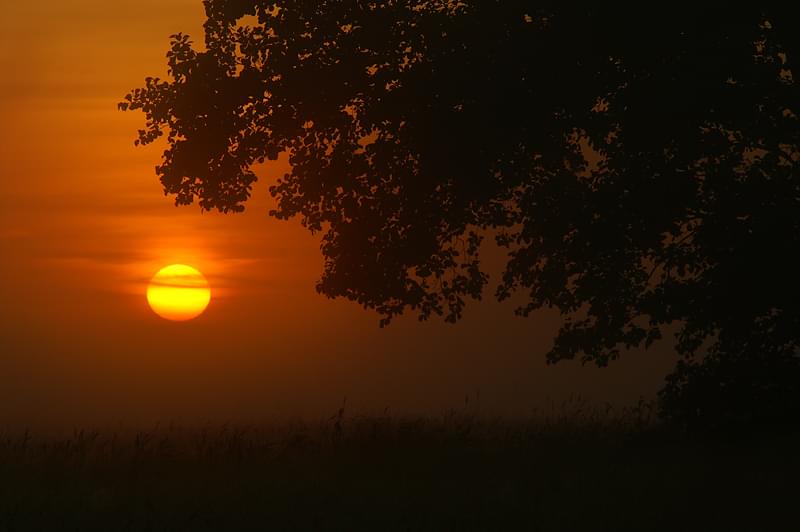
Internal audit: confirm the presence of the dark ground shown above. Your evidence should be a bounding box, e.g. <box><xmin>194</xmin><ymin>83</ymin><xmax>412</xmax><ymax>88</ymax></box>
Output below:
<box><xmin>1</xmin><ymin>406</ymin><xmax>797</xmax><ymax>531</ymax></box>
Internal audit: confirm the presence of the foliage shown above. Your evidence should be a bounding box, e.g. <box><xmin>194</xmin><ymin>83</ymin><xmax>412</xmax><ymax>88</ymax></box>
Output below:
<box><xmin>121</xmin><ymin>2</ymin><xmax>800</xmax><ymax>427</ymax></box>
<box><xmin>661</xmin><ymin>348</ymin><xmax>800</xmax><ymax>432</ymax></box>
<box><xmin>2</xmin><ymin>415</ymin><xmax>800</xmax><ymax>530</ymax></box>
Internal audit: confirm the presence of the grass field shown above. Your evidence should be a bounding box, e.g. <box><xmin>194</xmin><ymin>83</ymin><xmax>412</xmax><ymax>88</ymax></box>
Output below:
<box><xmin>1</xmin><ymin>404</ymin><xmax>797</xmax><ymax>531</ymax></box>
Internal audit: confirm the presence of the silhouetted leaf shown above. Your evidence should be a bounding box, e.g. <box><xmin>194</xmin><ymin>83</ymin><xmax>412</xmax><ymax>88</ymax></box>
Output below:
<box><xmin>122</xmin><ymin>1</ymin><xmax>800</xmax><ymax>429</ymax></box>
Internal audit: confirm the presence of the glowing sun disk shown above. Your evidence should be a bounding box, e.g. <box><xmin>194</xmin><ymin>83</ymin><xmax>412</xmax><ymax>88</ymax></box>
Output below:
<box><xmin>146</xmin><ymin>264</ymin><xmax>211</xmax><ymax>321</ymax></box>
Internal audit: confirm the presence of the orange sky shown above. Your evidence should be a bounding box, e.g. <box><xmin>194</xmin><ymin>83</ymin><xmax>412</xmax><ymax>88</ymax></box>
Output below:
<box><xmin>0</xmin><ymin>0</ymin><xmax>674</xmax><ymax>429</ymax></box>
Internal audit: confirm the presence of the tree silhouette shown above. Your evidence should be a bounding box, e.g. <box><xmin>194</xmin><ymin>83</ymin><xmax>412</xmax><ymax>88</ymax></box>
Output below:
<box><xmin>121</xmin><ymin>1</ymin><xmax>800</xmax><ymax>429</ymax></box>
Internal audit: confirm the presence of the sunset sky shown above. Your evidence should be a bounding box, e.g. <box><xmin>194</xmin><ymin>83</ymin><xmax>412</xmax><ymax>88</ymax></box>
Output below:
<box><xmin>0</xmin><ymin>0</ymin><xmax>675</xmax><ymax>429</ymax></box>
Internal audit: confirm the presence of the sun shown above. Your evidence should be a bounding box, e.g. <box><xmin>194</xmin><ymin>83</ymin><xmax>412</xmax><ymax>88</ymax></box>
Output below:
<box><xmin>146</xmin><ymin>264</ymin><xmax>211</xmax><ymax>321</ymax></box>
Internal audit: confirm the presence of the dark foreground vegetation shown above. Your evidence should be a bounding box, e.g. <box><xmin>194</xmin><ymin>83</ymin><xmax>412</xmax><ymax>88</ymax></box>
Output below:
<box><xmin>1</xmin><ymin>406</ymin><xmax>798</xmax><ymax>531</ymax></box>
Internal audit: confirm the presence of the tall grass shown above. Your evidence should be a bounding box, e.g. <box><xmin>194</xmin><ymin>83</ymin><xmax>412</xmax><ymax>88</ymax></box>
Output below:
<box><xmin>0</xmin><ymin>400</ymin><xmax>797</xmax><ymax>531</ymax></box>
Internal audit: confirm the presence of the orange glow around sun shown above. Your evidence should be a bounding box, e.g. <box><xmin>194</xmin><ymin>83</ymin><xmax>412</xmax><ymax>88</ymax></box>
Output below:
<box><xmin>146</xmin><ymin>264</ymin><xmax>211</xmax><ymax>321</ymax></box>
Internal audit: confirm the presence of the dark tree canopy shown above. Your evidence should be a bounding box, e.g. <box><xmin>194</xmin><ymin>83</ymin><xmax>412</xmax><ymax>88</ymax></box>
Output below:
<box><xmin>122</xmin><ymin>1</ymin><xmax>800</xmax><ymax>428</ymax></box>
